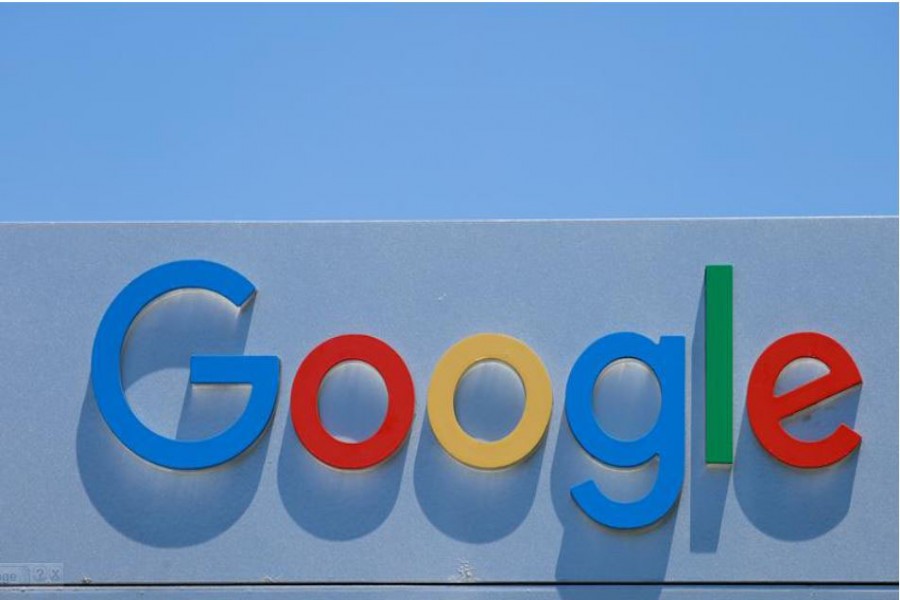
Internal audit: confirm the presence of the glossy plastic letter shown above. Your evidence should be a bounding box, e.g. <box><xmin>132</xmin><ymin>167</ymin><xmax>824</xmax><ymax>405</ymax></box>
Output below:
<box><xmin>291</xmin><ymin>334</ymin><xmax>415</xmax><ymax>470</ymax></box>
<box><xmin>566</xmin><ymin>332</ymin><xmax>685</xmax><ymax>529</ymax></box>
<box><xmin>428</xmin><ymin>333</ymin><xmax>552</xmax><ymax>469</ymax></box>
<box><xmin>91</xmin><ymin>260</ymin><xmax>280</xmax><ymax>470</ymax></box>
<box><xmin>705</xmin><ymin>264</ymin><xmax>733</xmax><ymax>464</ymax></box>
<box><xmin>747</xmin><ymin>332</ymin><xmax>862</xmax><ymax>468</ymax></box>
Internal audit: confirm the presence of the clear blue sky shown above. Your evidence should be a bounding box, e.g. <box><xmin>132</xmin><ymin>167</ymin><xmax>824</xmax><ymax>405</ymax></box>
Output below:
<box><xmin>0</xmin><ymin>3</ymin><xmax>896</xmax><ymax>221</ymax></box>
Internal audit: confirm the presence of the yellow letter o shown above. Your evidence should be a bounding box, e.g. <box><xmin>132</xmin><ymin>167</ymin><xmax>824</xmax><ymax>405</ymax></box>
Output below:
<box><xmin>427</xmin><ymin>333</ymin><xmax>553</xmax><ymax>469</ymax></box>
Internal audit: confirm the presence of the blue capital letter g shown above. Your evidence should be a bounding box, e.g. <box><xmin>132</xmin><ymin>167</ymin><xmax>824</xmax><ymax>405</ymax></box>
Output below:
<box><xmin>91</xmin><ymin>260</ymin><xmax>279</xmax><ymax>470</ymax></box>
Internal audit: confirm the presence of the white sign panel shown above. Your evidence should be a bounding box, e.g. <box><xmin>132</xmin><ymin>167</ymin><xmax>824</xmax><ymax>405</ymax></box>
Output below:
<box><xmin>0</xmin><ymin>219</ymin><xmax>895</xmax><ymax>586</ymax></box>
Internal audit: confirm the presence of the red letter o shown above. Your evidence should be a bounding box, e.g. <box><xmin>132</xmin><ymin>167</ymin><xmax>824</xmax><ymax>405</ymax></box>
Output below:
<box><xmin>291</xmin><ymin>334</ymin><xmax>415</xmax><ymax>469</ymax></box>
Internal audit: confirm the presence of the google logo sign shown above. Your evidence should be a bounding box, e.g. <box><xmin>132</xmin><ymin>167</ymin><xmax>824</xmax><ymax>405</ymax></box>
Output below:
<box><xmin>91</xmin><ymin>260</ymin><xmax>863</xmax><ymax>531</ymax></box>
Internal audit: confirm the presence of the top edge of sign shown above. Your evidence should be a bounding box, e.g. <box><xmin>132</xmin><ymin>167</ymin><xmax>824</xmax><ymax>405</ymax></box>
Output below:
<box><xmin>0</xmin><ymin>215</ymin><xmax>895</xmax><ymax>226</ymax></box>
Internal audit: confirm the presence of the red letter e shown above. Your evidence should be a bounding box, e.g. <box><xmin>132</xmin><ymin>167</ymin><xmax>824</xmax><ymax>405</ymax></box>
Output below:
<box><xmin>748</xmin><ymin>332</ymin><xmax>862</xmax><ymax>468</ymax></box>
